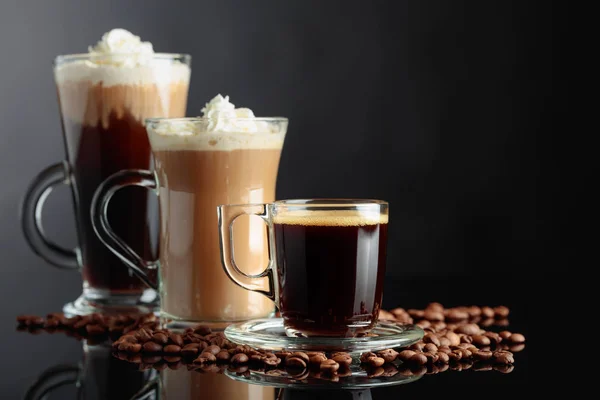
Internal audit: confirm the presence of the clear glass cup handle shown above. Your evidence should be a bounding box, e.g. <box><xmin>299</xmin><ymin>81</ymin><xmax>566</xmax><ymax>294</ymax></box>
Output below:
<box><xmin>23</xmin><ymin>363</ymin><xmax>81</xmax><ymax>400</ymax></box>
<box><xmin>90</xmin><ymin>169</ymin><xmax>159</xmax><ymax>290</ymax></box>
<box><xmin>217</xmin><ymin>204</ymin><xmax>278</xmax><ymax>304</ymax></box>
<box><xmin>20</xmin><ymin>161</ymin><xmax>81</xmax><ymax>269</ymax></box>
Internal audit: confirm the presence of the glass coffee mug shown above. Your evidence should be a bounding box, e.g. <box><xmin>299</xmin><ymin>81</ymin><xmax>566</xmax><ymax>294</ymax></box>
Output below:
<box><xmin>218</xmin><ymin>199</ymin><xmax>389</xmax><ymax>337</ymax></box>
<box><xmin>91</xmin><ymin>117</ymin><xmax>288</xmax><ymax>329</ymax></box>
<box><xmin>20</xmin><ymin>53</ymin><xmax>191</xmax><ymax>315</ymax></box>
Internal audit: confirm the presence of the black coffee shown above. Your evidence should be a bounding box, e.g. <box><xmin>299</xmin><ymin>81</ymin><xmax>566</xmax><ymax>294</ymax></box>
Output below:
<box><xmin>63</xmin><ymin>111</ymin><xmax>156</xmax><ymax>293</ymax></box>
<box><xmin>274</xmin><ymin>212</ymin><xmax>388</xmax><ymax>337</ymax></box>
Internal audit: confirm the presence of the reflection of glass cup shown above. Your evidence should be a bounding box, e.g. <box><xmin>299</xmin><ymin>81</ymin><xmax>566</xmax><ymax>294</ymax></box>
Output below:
<box><xmin>20</xmin><ymin>53</ymin><xmax>191</xmax><ymax>315</ymax></box>
<box><xmin>24</xmin><ymin>341</ymin><xmax>155</xmax><ymax>400</ymax></box>
<box><xmin>218</xmin><ymin>199</ymin><xmax>389</xmax><ymax>337</ymax></box>
<box><xmin>91</xmin><ymin>117</ymin><xmax>287</xmax><ymax>328</ymax></box>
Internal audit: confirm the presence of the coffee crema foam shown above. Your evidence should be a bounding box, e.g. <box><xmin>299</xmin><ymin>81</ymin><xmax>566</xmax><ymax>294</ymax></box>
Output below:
<box><xmin>272</xmin><ymin>210</ymin><xmax>389</xmax><ymax>227</ymax></box>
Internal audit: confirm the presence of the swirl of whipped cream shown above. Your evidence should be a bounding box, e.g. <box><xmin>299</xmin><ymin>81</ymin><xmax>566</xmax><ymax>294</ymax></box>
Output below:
<box><xmin>88</xmin><ymin>29</ymin><xmax>154</xmax><ymax>66</ymax></box>
<box><xmin>201</xmin><ymin>94</ymin><xmax>259</xmax><ymax>132</ymax></box>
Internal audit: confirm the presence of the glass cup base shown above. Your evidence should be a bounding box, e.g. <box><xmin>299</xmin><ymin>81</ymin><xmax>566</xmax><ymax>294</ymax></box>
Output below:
<box><xmin>62</xmin><ymin>288</ymin><xmax>158</xmax><ymax>316</ymax></box>
<box><xmin>160</xmin><ymin>310</ymin><xmax>278</xmax><ymax>332</ymax></box>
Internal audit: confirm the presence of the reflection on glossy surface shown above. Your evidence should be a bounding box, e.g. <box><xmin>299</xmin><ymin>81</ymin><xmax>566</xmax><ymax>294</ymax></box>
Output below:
<box><xmin>160</xmin><ymin>368</ymin><xmax>275</xmax><ymax>400</ymax></box>
<box><xmin>23</xmin><ymin>340</ymin><xmax>155</xmax><ymax>400</ymax></box>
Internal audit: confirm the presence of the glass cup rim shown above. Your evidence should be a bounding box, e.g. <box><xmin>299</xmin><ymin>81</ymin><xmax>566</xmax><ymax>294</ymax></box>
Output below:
<box><xmin>54</xmin><ymin>53</ymin><xmax>191</xmax><ymax>66</ymax></box>
<box><xmin>145</xmin><ymin>117</ymin><xmax>288</xmax><ymax>125</ymax></box>
<box><xmin>272</xmin><ymin>198</ymin><xmax>388</xmax><ymax>208</ymax></box>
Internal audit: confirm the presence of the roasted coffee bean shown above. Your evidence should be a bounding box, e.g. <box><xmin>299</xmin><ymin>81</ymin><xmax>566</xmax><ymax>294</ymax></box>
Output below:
<box><xmin>508</xmin><ymin>333</ymin><xmax>525</xmax><ymax>344</ymax></box>
<box><xmin>205</xmin><ymin>345</ymin><xmax>221</xmax><ymax>356</ymax></box>
<box><xmin>467</xmin><ymin>306</ymin><xmax>481</xmax><ymax>317</ymax></box>
<box><xmin>309</xmin><ymin>353</ymin><xmax>327</xmax><ymax>365</ymax></box>
<box><xmin>216</xmin><ymin>351</ymin><xmax>231</xmax><ymax>362</ymax></box>
<box><xmin>437</xmin><ymin>346</ymin><xmax>452</xmax><ymax>354</ymax></box>
<box><xmin>194</xmin><ymin>325</ymin><xmax>212</xmax><ymax>335</ymax></box>
<box><xmin>423</xmin><ymin>310</ymin><xmax>444</xmax><ymax>322</ymax></box>
<box><xmin>377</xmin><ymin>349</ymin><xmax>398</xmax><ymax>363</ymax></box>
<box><xmin>264</xmin><ymin>356</ymin><xmax>281</xmax><ymax>367</ymax></box>
<box><xmin>143</xmin><ymin>341</ymin><xmax>163</xmax><ymax>353</ymax></box>
<box><xmin>320</xmin><ymin>359</ymin><xmax>340</xmax><ymax>373</ymax></box>
<box><xmin>163</xmin><ymin>355</ymin><xmax>181</xmax><ymax>363</ymax></box>
<box><xmin>360</xmin><ymin>352</ymin><xmax>377</xmax><ymax>363</ymax></box>
<box><xmin>169</xmin><ymin>333</ymin><xmax>184</xmax><ymax>347</ymax></box>
<box><xmin>426</xmin><ymin>364</ymin><xmax>440</xmax><ymax>374</ymax></box>
<box><xmin>480</xmin><ymin>318</ymin><xmax>494</xmax><ymax>327</ymax></box>
<box><xmin>426</xmin><ymin>302</ymin><xmax>444</xmax><ymax>312</ymax></box>
<box><xmin>509</xmin><ymin>343</ymin><xmax>525</xmax><ymax>353</ymax></box>
<box><xmin>423</xmin><ymin>333</ymin><xmax>441</xmax><ymax>347</ymax></box>
<box><xmin>445</xmin><ymin>331</ymin><xmax>460</xmax><ymax>347</ymax></box>
<box><xmin>455</xmin><ymin>324</ymin><xmax>479</xmax><ymax>335</ymax></box>
<box><xmin>195</xmin><ymin>352</ymin><xmax>217</xmax><ymax>364</ymax></box>
<box><xmin>181</xmin><ymin>343</ymin><xmax>201</xmax><ymax>357</ymax></box>
<box><xmin>448</xmin><ymin>351</ymin><xmax>462</xmax><ymax>361</ymax></box>
<box><xmin>398</xmin><ymin>350</ymin><xmax>416</xmax><ymax>362</ymax></box>
<box><xmin>473</xmin><ymin>350</ymin><xmax>493</xmax><ymax>361</ymax></box>
<box><xmin>472</xmin><ymin>335</ymin><xmax>490</xmax><ymax>347</ymax></box>
<box><xmin>446</xmin><ymin>309</ymin><xmax>469</xmax><ymax>322</ymax></box>
<box><xmin>409</xmin><ymin>353</ymin><xmax>428</xmax><ymax>365</ymax></box>
<box><xmin>286</xmin><ymin>357</ymin><xmax>307</xmax><ymax>369</ymax></box>
<box><xmin>493</xmin><ymin>306</ymin><xmax>509</xmax><ymax>318</ymax></box>
<box><xmin>136</xmin><ymin>328</ymin><xmax>153</xmax><ymax>343</ymax></box>
<box><xmin>231</xmin><ymin>353</ymin><xmax>249</xmax><ymax>364</ymax></box>
<box><xmin>423</xmin><ymin>343</ymin><xmax>438</xmax><ymax>353</ymax></box>
<box><xmin>495</xmin><ymin>319</ymin><xmax>509</xmax><ymax>327</ymax></box>
<box><xmin>368</xmin><ymin>356</ymin><xmax>385</xmax><ymax>367</ymax></box>
<box><xmin>437</xmin><ymin>352</ymin><xmax>450</xmax><ymax>364</ymax></box>
<box><xmin>484</xmin><ymin>331</ymin><xmax>502</xmax><ymax>344</ymax></box>
<box><xmin>493</xmin><ymin>351</ymin><xmax>514</xmax><ymax>364</ymax></box>
<box><xmin>481</xmin><ymin>307</ymin><xmax>494</xmax><ymax>318</ymax></box>
<box><xmin>499</xmin><ymin>331</ymin><xmax>512</xmax><ymax>340</ymax></box>
<box><xmin>409</xmin><ymin>342</ymin><xmax>425</xmax><ymax>352</ymax></box>
<box><xmin>379</xmin><ymin>309</ymin><xmax>395</xmax><ymax>320</ymax></box>
<box><xmin>44</xmin><ymin>318</ymin><xmax>60</xmax><ymax>329</ymax></box>
<box><xmin>287</xmin><ymin>352</ymin><xmax>309</xmax><ymax>363</ymax></box>
<box><xmin>86</xmin><ymin>324</ymin><xmax>106</xmax><ymax>336</ymax></box>
<box><xmin>423</xmin><ymin>352</ymin><xmax>439</xmax><ymax>364</ymax></box>
<box><xmin>333</xmin><ymin>353</ymin><xmax>353</xmax><ymax>366</ymax></box>
<box><xmin>275</xmin><ymin>351</ymin><xmax>292</xmax><ymax>361</ymax></box>
<box><xmin>73</xmin><ymin>316</ymin><xmax>91</xmax><ymax>330</ymax></box>
<box><xmin>250</xmin><ymin>354</ymin><xmax>265</xmax><ymax>362</ymax></box>
<box><xmin>407</xmin><ymin>309</ymin><xmax>425</xmax><ymax>319</ymax></box>
<box><xmin>438</xmin><ymin>337</ymin><xmax>451</xmax><ymax>347</ymax></box>
<box><xmin>142</xmin><ymin>355</ymin><xmax>162</xmax><ymax>364</ymax></box>
<box><xmin>494</xmin><ymin>364</ymin><xmax>514</xmax><ymax>374</ymax></box>
<box><xmin>152</xmin><ymin>332</ymin><xmax>168</xmax><ymax>344</ymax></box>
<box><xmin>164</xmin><ymin>345</ymin><xmax>181</xmax><ymax>354</ymax></box>
<box><xmin>459</xmin><ymin>335</ymin><xmax>473</xmax><ymax>344</ymax></box>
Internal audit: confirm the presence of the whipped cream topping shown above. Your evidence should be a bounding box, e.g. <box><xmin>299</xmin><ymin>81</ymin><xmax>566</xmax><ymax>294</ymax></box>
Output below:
<box><xmin>54</xmin><ymin>29</ymin><xmax>190</xmax><ymax>86</ymax></box>
<box><xmin>148</xmin><ymin>95</ymin><xmax>287</xmax><ymax>151</ymax></box>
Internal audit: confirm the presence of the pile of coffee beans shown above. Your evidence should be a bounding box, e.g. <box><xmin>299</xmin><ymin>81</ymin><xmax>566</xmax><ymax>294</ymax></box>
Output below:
<box><xmin>17</xmin><ymin>303</ymin><xmax>525</xmax><ymax>380</ymax></box>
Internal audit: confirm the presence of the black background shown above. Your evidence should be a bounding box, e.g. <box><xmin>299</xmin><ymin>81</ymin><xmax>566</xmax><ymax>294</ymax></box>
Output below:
<box><xmin>0</xmin><ymin>0</ymin><xmax>550</xmax><ymax>395</ymax></box>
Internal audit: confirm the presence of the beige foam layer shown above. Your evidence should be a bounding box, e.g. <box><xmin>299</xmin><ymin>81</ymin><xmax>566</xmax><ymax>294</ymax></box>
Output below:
<box><xmin>148</xmin><ymin>130</ymin><xmax>285</xmax><ymax>151</ymax></box>
<box><xmin>273</xmin><ymin>210</ymin><xmax>388</xmax><ymax>227</ymax></box>
<box><xmin>57</xmin><ymin>81</ymin><xmax>189</xmax><ymax>128</ymax></box>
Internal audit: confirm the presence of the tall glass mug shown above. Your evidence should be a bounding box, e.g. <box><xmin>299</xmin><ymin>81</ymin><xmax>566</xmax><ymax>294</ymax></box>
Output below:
<box><xmin>91</xmin><ymin>117</ymin><xmax>288</xmax><ymax>328</ymax></box>
<box><xmin>218</xmin><ymin>200</ymin><xmax>389</xmax><ymax>337</ymax></box>
<box><xmin>20</xmin><ymin>53</ymin><xmax>191</xmax><ymax>315</ymax></box>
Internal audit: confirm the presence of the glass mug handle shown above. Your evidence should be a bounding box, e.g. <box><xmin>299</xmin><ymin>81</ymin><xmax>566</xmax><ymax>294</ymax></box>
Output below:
<box><xmin>217</xmin><ymin>204</ymin><xmax>278</xmax><ymax>304</ymax></box>
<box><xmin>20</xmin><ymin>161</ymin><xmax>80</xmax><ymax>269</ymax></box>
<box><xmin>90</xmin><ymin>169</ymin><xmax>159</xmax><ymax>290</ymax></box>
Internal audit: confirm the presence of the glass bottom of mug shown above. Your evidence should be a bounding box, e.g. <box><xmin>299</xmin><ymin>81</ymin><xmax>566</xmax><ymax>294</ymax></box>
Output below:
<box><xmin>159</xmin><ymin>310</ymin><xmax>277</xmax><ymax>332</ymax></box>
<box><xmin>62</xmin><ymin>288</ymin><xmax>159</xmax><ymax>316</ymax></box>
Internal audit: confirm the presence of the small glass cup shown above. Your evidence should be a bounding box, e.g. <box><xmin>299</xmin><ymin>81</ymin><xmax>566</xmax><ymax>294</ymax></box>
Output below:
<box><xmin>218</xmin><ymin>199</ymin><xmax>389</xmax><ymax>337</ymax></box>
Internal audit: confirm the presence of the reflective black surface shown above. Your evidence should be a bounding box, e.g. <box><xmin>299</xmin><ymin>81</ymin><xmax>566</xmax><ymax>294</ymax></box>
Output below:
<box><xmin>3</xmin><ymin>276</ymin><xmax>530</xmax><ymax>399</ymax></box>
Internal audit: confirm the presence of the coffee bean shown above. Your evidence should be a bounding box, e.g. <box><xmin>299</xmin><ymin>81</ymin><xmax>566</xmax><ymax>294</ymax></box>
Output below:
<box><xmin>379</xmin><ymin>309</ymin><xmax>395</xmax><ymax>320</ymax></box>
<box><xmin>448</xmin><ymin>351</ymin><xmax>462</xmax><ymax>361</ymax></box>
<box><xmin>484</xmin><ymin>331</ymin><xmax>502</xmax><ymax>344</ymax></box>
<box><xmin>509</xmin><ymin>343</ymin><xmax>525</xmax><ymax>353</ymax></box>
<box><xmin>215</xmin><ymin>350</ymin><xmax>231</xmax><ymax>362</ymax></box>
<box><xmin>181</xmin><ymin>343</ymin><xmax>200</xmax><ymax>357</ymax></box>
<box><xmin>286</xmin><ymin>357</ymin><xmax>307</xmax><ymax>369</ymax></box>
<box><xmin>445</xmin><ymin>331</ymin><xmax>460</xmax><ymax>347</ymax></box>
<box><xmin>423</xmin><ymin>310</ymin><xmax>444</xmax><ymax>322</ymax></box>
<box><xmin>320</xmin><ymin>359</ymin><xmax>340</xmax><ymax>372</ymax></box>
<box><xmin>409</xmin><ymin>342</ymin><xmax>425</xmax><ymax>352</ymax></box>
<box><xmin>467</xmin><ymin>306</ymin><xmax>481</xmax><ymax>317</ymax></box>
<box><xmin>498</xmin><ymin>331</ymin><xmax>512</xmax><ymax>340</ymax></box>
<box><xmin>408</xmin><ymin>309</ymin><xmax>425</xmax><ymax>319</ymax></box>
<box><xmin>495</xmin><ymin>319</ymin><xmax>509</xmax><ymax>327</ymax></box>
<box><xmin>423</xmin><ymin>333</ymin><xmax>441</xmax><ymax>347</ymax></box>
<box><xmin>460</xmin><ymin>335</ymin><xmax>473</xmax><ymax>344</ymax></box>
<box><xmin>480</xmin><ymin>318</ymin><xmax>495</xmax><ymax>328</ymax></box>
<box><xmin>437</xmin><ymin>352</ymin><xmax>449</xmax><ymax>364</ymax></box>
<box><xmin>398</xmin><ymin>350</ymin><xmax>416</xmax><ymax>362</ymax></box>
<box><xmin>508</xmin><ymin>333</ymin><xmax>525</xmax><ymax>344</ymax></box>
<box><xmin>416</xmin><ymin>320</ymin><xmax>431</xmax><ymax>329</ymax></box>
<box><xmin>493</xmin><ymin>351</ymin><xmax>514</xmax><ymax>364</ymax></box>
<box><xmin>472</xmin><ymin>335</ymin><xmax>491</xmax><ymax>347</ymax></box>
<box><xmin>231</xmin><ymin>353</ymin><xmax>249</xmax><ymax>364</ymax></box>
<box><xmin>73</xmin><ymin>316</ymin><xmax>91</xmax><ymax>330</ymax></box>
<box><xmin>446</xmin><ymin>309</ymin><xmax>469</xmax><ymax>322</ymax></box>
<box><xmin>143</xmin><ymin>341</ymin><xmax>163</xmax><ymax>353</ymax></box>
<box><xmin>473</xmin><ymin>350</ymin><xmax>493</xmax><ymax>361</ymax></box>
<box><xmin>493</xmin><ymin>306</ymin><xmax>509</xmax><ymax>319</ymax></box>
<box><xmin>423</xmin><ymin>352</ymin><xmax>439</xmax><ymax>364</ymax></box>
<box><xmin>457</xmin><ymin>324</ymin><xmax>480</xmax><ymax>336</ymax></box>
<box><xmin>194</xmin><ymin>352</ymin><xmax>217</xmax><ymax>364</ymax></box>
<box><xmin>423</xmin><ymin>343</ymin><xmax>438</xmax><ymax>353</ymax></box>
<box><xmin>426</xmin><ymin>302</ymin><xmax>444</xmax><ymax>312</ymax></box>
<box><xmin>438</xmin><ymin>337</ymin><xmax>451</xmax><ymax>347</ymax></box>
<box><xmin>409</xmin><ymin>353</ymin><xmax>428</xmax><ymax>365</ymax></box>
<box><xmin>377</xmin><ymin>349</ymin><xmax>399</xmax><ymax>363</ymax></box>
<box><xmin>194</xmin><ymin>325</ymin><xmax>212</xmax><ymax>335</ymax></box>
<box><xmin>275</xmin><ymin>351</ymin><xmax>292</xmax><ymax>361</ymax></box>
<box><xmin>136</xmin><ymin>328</ymin><xmax>153</xmax><ymax>343</ymax></box>
<box><xmin>437</xmin><ymin>346</ymin><xmax>452</xmax><ymax>355</ymax></box>
<box><xmin>309</xmin><ymin>353</ymin><xmax>327</xmax><ymax>365</ymax></box>
<box><xmin>360</xmin><ymin>352</ymin><xmax>377</xmax><ymax>363</ymax></box>
<box><xmin>333</xmin><ymin>353</ymin><xmax>353</xmax><ymax>366</ymax></box>
<box><xmin>368</xmin><ymin>356</ymin><xmax>385</xmax><ymax>367</ymax></box>
<box><xmin>205</xmin><ymin>345</ymin><xmax>221</xmax><ymax>356</ymax></box>
<box><xmin>151</xmin><ymin>332</ymin><xmax>168</xmax><ymax>344</ymax></box>
<box><xmin>142</xmin><ymin>355</ymin><xmax>162</xmax><ymax>364</ymax></box>
<box><xmin>164</xmin><ymin>345</ymin><xmax>181</xmax><ymax>354</ymax></box>
<box><xmin>494</xmin><ymin>364</ymin><xmax>515</xmax><ymax>374</ymax></box>
<box><xmin>169</xmin><ymin>333</ymin><xmax>184</xmax><ymax>347</ymax></box>
<box><xmin>44</xmin><ymin>318</ymin><xmax>60</xmax><ymax>329</ymax></box>
<box><xmin>287</xmin><ymin>352</ymin><xmax>309</xmax><ymax>363</ymax></box>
